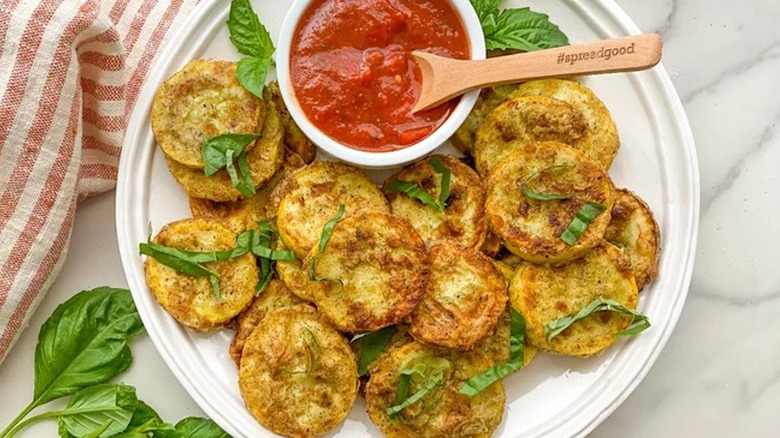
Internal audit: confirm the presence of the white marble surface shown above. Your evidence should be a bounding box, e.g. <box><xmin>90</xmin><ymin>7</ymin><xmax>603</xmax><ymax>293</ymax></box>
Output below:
<box><xmin>1</xmin><ymin>0</ymin><xmax>779</xmax><ymax>436</ymax></box>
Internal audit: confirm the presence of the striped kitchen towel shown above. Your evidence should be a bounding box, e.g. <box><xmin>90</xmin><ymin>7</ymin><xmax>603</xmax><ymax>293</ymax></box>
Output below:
<box><xmin>0</xmin><ymin>0</ymin><xmax>198</xmax><ymax>365</ymax></box>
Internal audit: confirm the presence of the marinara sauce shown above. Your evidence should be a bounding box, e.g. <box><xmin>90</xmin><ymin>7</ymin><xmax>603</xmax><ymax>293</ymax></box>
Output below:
<box><xmin>290</xmin><ymin>0</ymin><xmax>470</xmax><ymax>152</ymax></box>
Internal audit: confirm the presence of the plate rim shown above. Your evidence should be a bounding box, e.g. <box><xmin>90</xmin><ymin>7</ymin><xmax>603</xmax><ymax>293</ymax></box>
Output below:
<box><xmin>115</xmin><ymin>1</ymin><xmax>700</xmax><ymax>437</ymax></box>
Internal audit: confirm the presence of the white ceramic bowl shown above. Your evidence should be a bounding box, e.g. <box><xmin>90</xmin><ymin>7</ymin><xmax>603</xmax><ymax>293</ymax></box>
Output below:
<box><xmin>275</xmin><ymin>0</ymin><xmax>486</xmax><ymax>168</ymax></box>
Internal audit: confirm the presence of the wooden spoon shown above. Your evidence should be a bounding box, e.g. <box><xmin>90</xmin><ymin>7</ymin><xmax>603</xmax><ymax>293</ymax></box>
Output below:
<box><xmin>412</xmin><ymin>33</ymin><xmax>662</xmax><ymax>113</ymax></box>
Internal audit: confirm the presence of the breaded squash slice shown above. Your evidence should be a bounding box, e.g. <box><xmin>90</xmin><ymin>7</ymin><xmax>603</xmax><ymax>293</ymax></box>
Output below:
<box><xmin>143</xmin><ymin>219</ymin><xmax>257</xmax><ymax>331</ymax></box>
<box><xmin>510</xmin><ymin>242</ymin><xmax>639</xmax><ymax>357</ymax></box>
<box><xmin>307</xmin><ymin>211</ymin><xmax>428</xmax><ymax>333</ymax></box>
<box><xmin>277</xmin><ymin>161</ymin><xmax>390</xmax><ymax>258</ymax></box>
<box><xmin>474</xmin><ymin>95</ymin><xmax>592</xmax><ymax>176</ymax></box>
<box><xmin>167</xmin><ymin>97</ymin><xmax>284</xmax><ymax>202</ymax></box>
<box><xmin>492</xmin><ymin>260</ymin><xmax>515</xmax><ymax>283</ymax></box>
<box><xmin>475</xmin><ymin>307</ymin><xmax>537</xmax><ymax>367</ymax></box>
<box><xmin>265</xmin><ymin>81</ymin><xmax>316</xmax><ymax>164</ymax></box>
<box><xmin>485</xmin><ymin>142</ymin><xmax>614</xmax><ymax>264</ymax></box>
<box><xmin>384</xmin><ymin>155</ymin><xmax>487</xmax><ymax>250</ymax></box>
<box><xmin>229</xmin><ymin>280</ymin><xmax>308</xmax><ymax>365</ymax></box>
<box><xmin>451</xmin><ymin>84</ymin><xmax>519</xmax><ymax>155</ymax></box>
<box><xmin>605</xmin><ymin>189</ymin><xmax>661</xmax><ymax>290</ymax></box>
<box><xmin>152</xmin><ymin>59</ymin><xmax>265</xmax><ymax>169</ymax></box>
<box><xmin>409</xmin><ymin>242</ymin><xmax>506</xmax><ymax>350</ymax></box>
<box><xmin>239</xmin><ymin>305</ymin><xmax>358</xmax><ymax>438</ymax></box>
<box><xmin>275</xmin><ymin>238</ymin><xmax>324</xmax><ymax>303</ymax></box>
<box><xmin>512</xmin><ymin>79</ymin><xmax>620</xmax><ymax>169</ymax></box>
<box><xmin>366</xmin><ymin>342</ymin><xmax>505</xmax><ymax>438</ymax></box>
<box><xmin>479</xmin><ymin>230</ymin><xmax>502</xmax><ymax>257</ymax></box>
<box><xmin>189</xmin><ymin>151</ymin><xmax>305</xmax><ymax>233</ymax></box>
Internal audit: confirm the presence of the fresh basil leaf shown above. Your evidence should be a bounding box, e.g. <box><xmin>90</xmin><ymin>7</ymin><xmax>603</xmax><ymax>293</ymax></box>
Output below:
<box><xmin>386</xmin><ymin>180</ymin><xmax>443</xmax><ymax>213</ymax></box>
<box><xmin>309</xmin><ymin>204</ymin><xmax>346</xmax><ymax>280</ymax></box>
<box><xmin>157</xmin><ymin>417</ymin><xmax>232</xmax><ymax>438</ymax></box>
<box><xmin>112</xmin><ymin>401</ymin><xmax>174</xmax><ymax>438</ymax></box>
<box><xmin>544</xmin><ymin>297</ymin><xmax>650</xmax><ymax>342</ymax></box>
<box><xmin>520</xmin><ymin>165</ymin><xmax>573</xmax><ymax>201</ymax></box>
<box><xmin>201</xmin><ymin>134</ymin><xmax>258</xmax><ymax>177</ymax></box>
<box><xmin>428</xmin><ymin>157</ymin><xmax>451</xmax><ymax>210</ymax></box>
<box><xmin>139</xmin><ymin>241</ymin><xmax>223</xmax><ymax>300</ymax></box>
<box><xmin>560</xmin><ymin>201</ymin><xmax>607</xmax><ymax>245</ymax></box>
<box><xmin>227</xmin><ymin>0</ymin><xmax>274</xmax><ymax>59</ymax></box>
<box><xmin>56</xmin><ymin>384</ymin><xmax>138</xmax><ymax>438</ymax></box>
<box><xmin>32</xmin><ymin>288</ymin><xmax>144</xmax><ymax>408</ymax></box>
<box><xmin>236</xmin><ymin>56</ymin><xmax>273</xmax><ymax>99</ymax></box>
<box><xmin>236</xmin><ymin>152</ymin><xmax>257</xmax><ymax>197</ymax></box>
<box><xmin>459</xmin><ymin>309</ymin><xmax>526</xmax><ymax>396</ymax></box>
<box><xmin>387</xmin><ymin>372</ymin><xmax>443</xmax><ymax>418</ymax></box>
<box><xmin>470</xmin><ymin>0</ymin><xmax>569</xmax><ymax>52</ymax></box>
<box><xmin>355</xmin><ymin>326</ymin><xmax>396</xmax><ymax>376</ymax></box>
<box><xmin>304</xmin><ymin>327</ymin><xmax>321</xmax><ymax>374</ymax></box>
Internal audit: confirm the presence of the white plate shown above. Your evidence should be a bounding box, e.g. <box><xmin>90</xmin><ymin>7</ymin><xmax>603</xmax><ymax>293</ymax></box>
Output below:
<box><xmin>116</xmin><ymin>1</ymin><xmax>700</xmax><ymax>437</ymax></box>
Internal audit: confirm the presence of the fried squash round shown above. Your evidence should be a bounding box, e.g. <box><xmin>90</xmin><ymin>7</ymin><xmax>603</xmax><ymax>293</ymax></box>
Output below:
<box><xmin>239</xmin><ymin>305</ymin><xmax>358</xmax><ymax>438</ymax></box>
<box><xmin>189</xmin><ymin>152</ymin><xmax>306</xmax><ymax>233</ymax></box>
<box><xmin>451</xmin><ymin>84</ymin><xmax>518</xmax><ymax>155</ymax></box>
<box><xmin>512</xmin><ymin>79</ymin><xmax>619</xmax><ymax>168</ymax></box>
<box><xmin>474</xmin><ymin>307</ymin><xmax>537</xmax><ymax>367</ymax></box>
<box><xmin>307</xmin><ymin>211</ymin><xmax>429</xmax><ymax>333</ymax></box>
<box><xmin>479</xmin><ymin>230</ymin><xmax>502</xmax><ymax>258</ymax></box>
<box><xmin>277</xmin><ymin>161</ymin><xmax>390</xmax><ymax>258</ymax></box>
<box><xmin>143</xmin><ymin>219</ymin><xmax>257</xmax><ymax>331</ymax></box>
<box><xmin>166</xmin><ymin>96</ymin><xmax>284</xmax><ymax>202</ymax></box>
<box><xmin>152</xmin><ymin>59</ymin><xmax>265</xmax><ymax>169</ymax></box>
<box><xmin>605</xmin><ymin>189</ymin><xmax>661</xmax><ymax>290</ymax></box>
<box><xmin>409</xmin><ymin>242</ymin><xmax>506</xmax><ymax>350</ymax></box>
<box><xmin>485</xmin><ymin>142</ymin><xmax>614</xmax><ymax>264</ymax></box>
<box><xmin>510</xmin><ymin>242</ymin><xmax>639</xmax><ymax>357</ymax></box>
<box><xmin>384</xmin><ymin>155</ymin><xmax>487</xmax><ymax>250</ymax></box>
<box><xmin>366</xmin><ymin>342</ymin><xmax>505</xmax><ymax>438</ymax></box>
<box><xmin>275</xmin><ymin>238</ymin><xmax>325</xmax><ymax>303</ymax></box>
<box><xmin>474</xmin><ymin>95</ymin><xmax>592</xmax><ymax>176</ymax></box>
<box><xmin>265</xmin><ymin>81</ymin><xmax>316</xmax><ymax>164</ymax></box>
<box><xmin>228</xmin><ymin>280</ymin><xmax>308</xmax><ymax>366</ymax></box>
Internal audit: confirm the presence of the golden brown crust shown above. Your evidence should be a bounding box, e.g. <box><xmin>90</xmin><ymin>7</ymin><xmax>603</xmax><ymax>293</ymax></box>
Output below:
<box><xmin>275</xmin><ymin>238</ymin><xmax>325</xmax><ymax>303</ymax></box>
<box><xmin>366</xmin><ymin>342</ymin><xmax>505</xmax><ymax>438</ymax></box>
<box><xmin>512</xmin><ymin>79</ymin><xmax>620</xmax><ymax>168</ymax></box>
<box><xmin>265</xmin><ymin>81</ymin><xmax>316</xmax><ymax>164</ymax></box>
<box><xmin>239</xmin><ymin>305</ymin><xmax>358</xmax><ymax>438</ymax></box>
<box><xmin>485</xmin><ymin>142</ymin><xmax>614</xmax><ymax>264</ymax></box>
<box><xmin>229</xmin><ymin>280</ymin><xmax>308</xmax><ymax>365</ymax></box>
<box><xmin>277</xmin><ymin>161</ymin><xmax>390</xmax><ymax>258</ymax></box>
<box><xmin>307</xmin><ymin>211</ymin><xmax>429</xmax><ymax>333</ymax></box>
<box><xmin>408</xmin><ymin>242</ymin><xmax>507</xmax><ymax>350</ymax></box>
<box><xmin>604</xmin><ymin>189</ymin><xmax>661</xmax><ymax>290</ymax></box>
<box><xmin>479</xmin><ymin>230</ymin><xmax>503</xmax><ymax>258</ymax></box>
<box><xmin>384</xmin><ymin>155</ymin><xmax>487</xmax><ymax>250</ymax></box>
<box><xmin>188</xmin><ymin>152</ymin><xmax>306</xmax><ymax>233</ymax></box>
<box><xmin>509</xmin><ymin>242</ymin><xmax>639</xmax><ymax>357</ymax></box>
<box><xmin>166</xmin><ymin>97</ymin><xmax>284</xmax><ymax>202</ymax></box>
<box><xmin>474</xmin><ymin>95</ymin><xmax>593</xmax><ymax>176</ymax></box>
<box><xmin>143</xmin><ymin>219</ymin><xmax>257</xmax><ymax>331</ymax></box>
<box><xmin>152</xmin><ymin>59</ymin><xmax>265</xmax><ymax>169</ymax></box>
<box><xmin>451</xmin><ymin>84</ymin><xmax>519</xmax><ymax>155</ymax></box>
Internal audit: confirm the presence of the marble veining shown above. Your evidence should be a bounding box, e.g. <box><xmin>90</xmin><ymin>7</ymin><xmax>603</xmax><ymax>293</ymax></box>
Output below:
<box><xmin>0</xmin><ymin>0</ymin><xmax>777</xmax><ymax>436</ymax></box>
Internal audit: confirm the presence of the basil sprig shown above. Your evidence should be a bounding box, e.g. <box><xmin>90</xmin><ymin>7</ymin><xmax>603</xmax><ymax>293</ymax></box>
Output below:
<box><xmin>201</xmin><ymin>133</ymin><xmax>259</xmax><ymax>198</ymax></box>
<box><xmin>521</xmin><ymin>165</ymin><xmax>573</xmax><ymax>201</ymax></box>
<box><xmin>386</xmin><ymin>158</ymin><xmax>451</xmax><ymax>213</ymax></box>
<box><xmin>469</xmin><ymin>0</ymin><xmax>569</xmax><ymax>51</ymax></box>
<box><xmin>560</xmin><ymin>201</ymin><xmax>607</xmax><ymax>245</ymax></box>
<box><xmin>459</xmin><ymin>309</ymin><xmax>526</xmax><ymax>397</ymax></box>
<box><xmin>352</xmin><ymin>326</ymin><xmax>397</xmax><ymax>376</ymax></box>
<box><xmin>387</xmin><ymin>370</ymin><xmax>444</xmax><ymax>419</ymax></box>
<box><xmin>544</xmin><ymin>297</ymin><xmax>651</xmax><ymax>342</ymax></box>
<box><xmin>309</xmin><ymin>204</ymin><xmax>346</xmax><ymax>281</ymax></box>
<box><xmin>227</xmin><ymin>0</ymin><xmax>275</xmax><ymax>98</ymax></box>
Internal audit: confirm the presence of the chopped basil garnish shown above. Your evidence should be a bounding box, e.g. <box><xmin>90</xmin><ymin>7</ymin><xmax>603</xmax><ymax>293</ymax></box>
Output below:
<box><xmin>303</xmin><ymin>327</ymin><xmax>320</xmax><ymax>374</ymax></box>
<box><xmin>386</xmin><ymin>158</ymin><xmax>452</xmax><ymax>213</ymax></box>
<box><xmin>387</xmin><ymin>371</ymin><xmax>444</xmax><ymax>419</ymax></box>
<box><xmin>560</xmin><ymin>201</ymin><xmax>607</xmax><ymax>245</ymax></box>
<box><xmin>521</xmin><ymin>165</ymin><xmax>572</xmax><ymax>201</ymax></box>
<box><xmin>353</xmin><ymin>326</ymin><xmax>396</xmax><ymax>376</ymax></box>
<box><xmin>201</xmin><ymin>133</ymin><xmax>259</xmax><ymax>198</ymax></box>
<box><xmin>459</xmin><ymin>308</ymin><xmax>526</xmax><ymax>397</ymax></box>
<box><xmin>544</xmin><ymin>297</ymin><xmax>650</xmax><ymax>342</ymax></box>
<box><xmin>309</xmin><ymin>204</ymin><xmax>345</xmax><ymax>280</ymax></box>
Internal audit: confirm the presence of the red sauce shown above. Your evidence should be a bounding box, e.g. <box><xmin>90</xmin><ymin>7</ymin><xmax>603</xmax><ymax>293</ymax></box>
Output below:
<box><xmin>291</xmin><ymin>0</ymin><xmax>470</xmax><ymax>152</ymax></box>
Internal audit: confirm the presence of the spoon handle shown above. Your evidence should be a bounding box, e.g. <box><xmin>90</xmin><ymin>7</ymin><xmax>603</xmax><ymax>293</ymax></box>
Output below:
<box><xmin>413</xmin><ymin>34</ymin><xmax>662</xmax><ymax>112</ymax></box>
